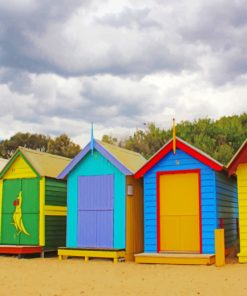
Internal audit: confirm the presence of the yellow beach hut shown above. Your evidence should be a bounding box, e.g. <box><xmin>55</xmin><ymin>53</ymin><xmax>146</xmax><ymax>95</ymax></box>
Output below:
<box><xmin>228</xmin><ymin>139</ymin><xmax>247</xmax><ymax>263</ymax></box>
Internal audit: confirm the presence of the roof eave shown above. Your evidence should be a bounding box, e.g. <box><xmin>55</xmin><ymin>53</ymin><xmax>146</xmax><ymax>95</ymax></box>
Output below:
<box><xmin>57</xmin><ymin>140</ymin><xmax>133</xmax><ymax>179</ymax></box>
<box><xmin>135</xmin><ymin>137</ymin><xmax>223</xmax><ymax>178</ymax></box>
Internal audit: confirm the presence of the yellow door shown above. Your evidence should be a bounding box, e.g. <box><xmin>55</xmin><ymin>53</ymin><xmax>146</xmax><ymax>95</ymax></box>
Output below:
<box><xmin>159</xmin><ymin>172</ymin><xmax>200</xmax><ymax>253</ymax></box>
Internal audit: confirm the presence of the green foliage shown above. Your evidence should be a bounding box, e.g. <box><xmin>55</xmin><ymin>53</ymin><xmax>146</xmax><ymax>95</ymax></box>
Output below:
<box><xmin>0</xmin><ymin>133</ymin><xmax>49</xmax><ymax>158</ymax></box>
<box><xmin>47</xmin><ymin>134</ymin><xmax>81</xmax><ymax>158</ymax></box>
<box><xmin>102</xmin><ymin>113</ymin><xmax>247</xmax><ymax>165</ymax></box>
<box><xmin>102</xmin><ymin>134</ymin><xmax>118</xmax><ymax>145</ymax></box>
<box><xmin>0</xmin><ymin>132</ymin><xmax>81</xmax><ymax>159</ymax></box>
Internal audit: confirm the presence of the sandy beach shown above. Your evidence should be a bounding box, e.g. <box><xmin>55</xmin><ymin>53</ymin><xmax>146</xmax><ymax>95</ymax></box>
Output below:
<box><xmin>0</xmin><ymin>256</ymin><xmax>246</xmax><ymax>296</ymax></box>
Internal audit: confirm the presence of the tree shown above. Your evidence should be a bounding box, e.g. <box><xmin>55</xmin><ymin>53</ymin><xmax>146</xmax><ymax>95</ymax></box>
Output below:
<box><xmin>0</xmin><ymin>132</ymin><xmax>50</xmax><ymax>158</ymax></box>
<box><xmin>102</xmin><ymin>135</ymin><xmax>118</xmax><ymax>145</ymax></box>
<box><xmin>47</xmin><ymin>134</ymin><xmax>81</xmax><ymax>158</ymax></box>
<box><xmin>102</xmin><ymin>113</ymin><xmax>247</xmax><ymax>165</ymax></box>
<box><xmin>0</xmin><ymin>132</ymin><xmax>81</xmax><ymax>159</ymax></box>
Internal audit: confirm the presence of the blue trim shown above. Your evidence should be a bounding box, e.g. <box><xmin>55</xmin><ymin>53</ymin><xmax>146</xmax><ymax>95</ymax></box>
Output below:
<box><xmin>57</xmin><ymin>140</ymin><xmax>132</xmax><ymax>179</ymax></box>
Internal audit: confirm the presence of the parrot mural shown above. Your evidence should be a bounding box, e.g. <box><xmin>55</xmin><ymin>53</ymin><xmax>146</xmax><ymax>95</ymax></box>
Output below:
<box><xmin>12</xmin><ymin>191</ymin><xmax>30</xmax><ymax>236</ymax></box>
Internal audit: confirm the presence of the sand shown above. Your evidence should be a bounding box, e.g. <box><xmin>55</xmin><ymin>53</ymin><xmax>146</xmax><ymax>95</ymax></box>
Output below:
<box><xmin>0</xmin><ymin>256</ymin><xmax>246</xmax><ymax>296</ymax></box>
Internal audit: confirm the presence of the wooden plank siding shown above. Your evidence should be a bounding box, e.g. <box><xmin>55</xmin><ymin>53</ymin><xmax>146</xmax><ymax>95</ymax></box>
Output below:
<box><xmin>236</xmin><ymin>163</ymin><xmax>247</xmax><ymax>261</ymax></box>
<box><xmin>45</xmin><ymin>216</ymin><xmax>66</xmax><ymax>248</ymax></box>
<box><xmin>216</xmin><ymin>172</ymin><xmax>238</xmax><ymax>249</ymax></box>
<box><xmin>45</xmin><ymin>178</ymin><xmax>67</xmax><ymax>206</ymax></box>
<box><xmin>126</xmin><ymin>176</ymin><xmax>144</xmax><ymax>261</ymax></box>
<box><xmin>143</xmin><ymin>149</ymin><xmax>217</xmax><ymax>254</ymax></box>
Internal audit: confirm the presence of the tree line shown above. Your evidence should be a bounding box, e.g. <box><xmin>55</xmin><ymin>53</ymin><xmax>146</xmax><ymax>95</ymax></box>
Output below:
<box><xmin>0</xmin><ymin>133</ymin><xmax>81</xmax><ymax>159</ymax></box>
<box><xmin>1</xmin><ymin>113</ymin><xmax>246</xmax><ymax>165</ymax></box>
<box><xmin>102</xmin><ymin>113</ymin><xmax>247</xmax><ymax>165</ymax></box>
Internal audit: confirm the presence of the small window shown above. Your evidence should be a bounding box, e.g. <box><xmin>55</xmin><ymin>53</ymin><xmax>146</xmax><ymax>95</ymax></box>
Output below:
<box><xmin>127</xmin><ymin>184</ymin><xmax>134</xmax><ymax>196</ymax></box>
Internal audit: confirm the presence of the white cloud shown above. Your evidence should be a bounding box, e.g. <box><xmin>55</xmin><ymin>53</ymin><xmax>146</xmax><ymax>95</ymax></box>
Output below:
<box><xmin>0</xmin><ymin>0</ymin><xmax>246</xmax><ymax>146</ymax></box>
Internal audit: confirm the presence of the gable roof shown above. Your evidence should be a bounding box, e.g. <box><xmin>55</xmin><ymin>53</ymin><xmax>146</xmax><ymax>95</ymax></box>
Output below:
<box><xmin>228</xmin><ymin>139</ymin><xmax>247</xmax><ymax>176</ymax></box>
<box><xmin>135</xmin><ymin>137</ymin><xmax>224</xmax><ymax>178</ymax></box>
<box><xmin>57</xmin><ymin>139</ymin><xmax>146</xmax><ymax>179</ymax></box>
<box><xmin>0</xmin><ymin>158</ymin><xmax>8</xmax><ymax>172</ymax></box>
<box><xmin>0</xmin><ymin>147</ymin><xmax>71</xmax><ymax>179</ymax></box>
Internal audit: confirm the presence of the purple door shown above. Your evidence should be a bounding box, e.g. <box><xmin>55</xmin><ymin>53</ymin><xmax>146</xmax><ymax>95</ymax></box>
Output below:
<box><xmin>77</xmin><ymin>175</ymin><xmax>114</xmax><ymax>248</ymax></box>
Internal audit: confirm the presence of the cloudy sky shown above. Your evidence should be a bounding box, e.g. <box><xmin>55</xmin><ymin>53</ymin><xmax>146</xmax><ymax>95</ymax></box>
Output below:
<box><xmin>0</xmin><ymin>0</ymin><xmax>246</xmax><ymax>146</ymax></box>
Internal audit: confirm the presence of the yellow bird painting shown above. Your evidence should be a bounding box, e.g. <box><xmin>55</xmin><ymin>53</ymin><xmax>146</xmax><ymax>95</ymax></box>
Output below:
<box><xmin>12</xmin><ymin>191</ymin><xmax>30</xmax><ymax>236</ymax></box>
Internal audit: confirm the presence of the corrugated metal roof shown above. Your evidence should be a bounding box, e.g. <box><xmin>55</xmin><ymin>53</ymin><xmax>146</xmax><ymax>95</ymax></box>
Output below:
<box><xmin>0</xmin><ymin>158</ymin><xmax>8</xmax><ymax>172</ymax></box>
<box><xmin>19</xmin><ymin>147</ymin><xmax>71</xmax><ymax>178</ymax></box>
<box><xmin>97</xmin><ymin>140</ymin><xmax>146</xmax><ymax>174</ymax></box>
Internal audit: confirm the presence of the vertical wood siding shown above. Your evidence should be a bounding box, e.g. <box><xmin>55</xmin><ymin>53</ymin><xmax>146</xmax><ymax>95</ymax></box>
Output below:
<box><xmin>126</xmin><ymin>176</ymin><xmax>144</xmax><ymax>261</ymax></box>
<box><xmin>143</xmin><ymin>149</ymin><xmax>217</xmax><ymax>254</ymax></box>
<box><xmin>67</xmin><ymin>150</ymin><xmax>125</xmax><ymax>249</ymax></box>
<box><xmin>1</xmin><ymin>178</ymin><xmax>39</xmax><ymax>245</ymax></box>
<box><xmin>237</xmin><ymin>164</ymin><xmax>247</xmax><ymax>259</ymax></box>
<box><xmin>216</xmin><ymin>172</ymin><xmax>238</xmax><ymax>249</ymax></box>
<box><xmin>45</xmin><ymin>178</ymin><xmax>67</xmax><ymax>206</ymax></box>
<box><xmin>77</xmin><ymin>175</ymin><xmax>114</xmax><ymax>248</ymax></box>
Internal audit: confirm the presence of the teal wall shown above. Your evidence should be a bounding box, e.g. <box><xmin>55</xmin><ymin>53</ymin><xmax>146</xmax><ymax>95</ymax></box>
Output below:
<box><xmin>67</xmin><ymin>150</ymin><xmax>126</xmax><ymax>249</ymax></box>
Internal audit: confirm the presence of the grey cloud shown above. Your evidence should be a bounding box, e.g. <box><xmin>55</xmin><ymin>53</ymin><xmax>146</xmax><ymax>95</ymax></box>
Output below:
<box><xmin>95</xmin><ymin>7</ymin><xmax>162</xmax><ymax>30</ymax></box>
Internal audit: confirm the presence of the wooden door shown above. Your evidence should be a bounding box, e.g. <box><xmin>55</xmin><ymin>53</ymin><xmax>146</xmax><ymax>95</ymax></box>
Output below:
<box><xmin>159</xmin><ymin>172</ymin><xmax>200</xmax><ymax>253</ymax></box>
<box><xmin>77</xmin><ymin>175</ymin><xmax>114</xmax><ymax>248</ymax></box>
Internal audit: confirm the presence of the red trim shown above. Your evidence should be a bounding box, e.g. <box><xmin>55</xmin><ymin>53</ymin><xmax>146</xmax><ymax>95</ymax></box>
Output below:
<box><xmin>228</xmin><ymin>141</ymin><xmax>247</xmax><ymax>176</ymax></box>
<box><xmin>135</xmin><ymin>138</ymin><xmax>223</xmax><ymax>178</ymax></box>
<box><xmin>157</xmin><ymin>174</ymin><xmax>161</xmax><ymax>252</ymax></box>
<box><xmin>0</xmin><ymin>246</ymin><xmax>43</xmax><ymax>255</ymax></box>
<box><xmin>156</xmin><ymin>169</ymin><xmax>202</xmax><ymax>254</ymax></box>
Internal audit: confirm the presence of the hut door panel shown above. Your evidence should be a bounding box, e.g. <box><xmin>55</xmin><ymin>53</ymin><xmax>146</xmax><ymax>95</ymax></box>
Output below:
<box><xmin>2</xmin><ymin>179</ymin><xmax>22</xmax><ymax>214</ymax></box>
<box><xmin>78</xmin><ymin>211</ymin><xmax>97</xmax><ymax>247</ymax></box>
<box><xmin>159</xmin><ymin>172</ymin><xmax>200</xmax><ymax>253</ymax></box>
<box><xmin>77</xmin><ymin>175</ymin><xmax>114</xmax><ymax>248</ymax></box>
<box><xmin>1</xmin><ymin>180</ymin><xmax>22</xmax><ymax>244</ymax></box>
<box><xmin>21</xmin><ymin>178</ymin><xmax>39</xmax><ymax>214</ymax></box>
<box><xmin>1</xmin><ymin>178</ymin><xmax>39</xmax><ymax>245</ymax></box>
<box><xmin>96</xmin><ymin>211</ymin><xmax>113</xmax><ymax>248</ymax></box>
<box><xmin>1</xmin><ymin>214</ymin><xmax>20</xmax><ymax>244</ymax></box>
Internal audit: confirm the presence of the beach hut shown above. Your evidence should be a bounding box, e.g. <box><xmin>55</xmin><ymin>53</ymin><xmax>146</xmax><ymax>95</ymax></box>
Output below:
<box><xmin>134</xmin><ymin>137</ymin><xmax>238</xmax><ymax>265</ymax></box>
<box><xmin>0</xmin><ymin>147</ymin><xmax>71</xmax><ymax>256</ymax></box>
<box><xmin>228</xmin><ymin>139</ymin><xmax>247</xmax><ymax>263</ymax></box>
<box><xmin>57</xmin><ymin>139</ymin><xmax>146</xmax><ymax>262</ymax></box>
<box><xmin>0</xmin><ymin>158</ymin><xmax>8</xmax><ymax>172</ymax></box>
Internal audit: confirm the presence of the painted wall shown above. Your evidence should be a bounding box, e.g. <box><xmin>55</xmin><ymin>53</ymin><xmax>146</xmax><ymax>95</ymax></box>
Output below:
<box><xmin>143</xmin><ymin>148</ymin><xmax>217</xmax><ymax>254</ymax></box>
<box><xmin>216</xmin><ymin>172</ymin><xmax>238</xmax><ymax>249</ymax></box>
<box><xmin>67</xmin><ymin>150</ymin><xmax>126</xmax><ymax>249</ymax></box>
<box><xmin>45</xmin><ymin>178</ymin><xmax>67</xmax><ymax>206</ymax></box>
<box><xmin>236</xmin><ymin>163</ymin><xmax>247</xmax><ymax>262</ymax></box>
<box><xmin>126</xmin><ymin>176</ymin><xmax>144</xmax><ymax>260</ymax></box>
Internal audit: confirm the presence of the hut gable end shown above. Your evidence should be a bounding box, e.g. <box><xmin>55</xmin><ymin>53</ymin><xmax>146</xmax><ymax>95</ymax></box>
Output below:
<box><xmin>3</xmin><ymin>154</ymin><xmax>37</xmax><ymax>180</ymax></box>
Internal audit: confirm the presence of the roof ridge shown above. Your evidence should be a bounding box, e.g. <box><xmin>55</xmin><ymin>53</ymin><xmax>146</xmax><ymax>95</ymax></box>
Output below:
<box><xmin>19</xmin><ymin>146</ymin><xmax>72</xmax><ymax>161</ymax></box>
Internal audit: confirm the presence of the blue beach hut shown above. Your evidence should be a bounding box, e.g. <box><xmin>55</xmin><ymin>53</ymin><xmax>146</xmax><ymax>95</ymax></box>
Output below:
<box><xmin>57</xmin><ymin>139</ymin><xmax>146</xmax><ymax>262</ymax></box>
<box><xmin>134</xmin><ymin>137</ymin><xmax>238</xmax><ymax>265</ymax></box>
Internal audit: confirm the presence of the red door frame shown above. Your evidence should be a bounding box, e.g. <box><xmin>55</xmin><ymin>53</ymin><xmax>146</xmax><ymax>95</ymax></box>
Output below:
<box><xmin>156</xmin><ymin>169</ymin><xmax>202</xmax><ymax>253</ymax></box>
